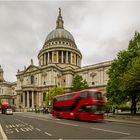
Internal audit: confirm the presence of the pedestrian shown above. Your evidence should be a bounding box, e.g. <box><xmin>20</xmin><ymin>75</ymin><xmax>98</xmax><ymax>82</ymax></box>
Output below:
<box><xmin>112</xmin><ymin>107</ymin><xmax>115</xmax><ymax>114</ymax></box>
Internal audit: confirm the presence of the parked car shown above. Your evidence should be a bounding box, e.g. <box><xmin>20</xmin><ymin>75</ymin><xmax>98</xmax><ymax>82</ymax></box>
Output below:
<box><xmin>6</xmin><ymin>108</ymin><xmax>13</xmax><ymax>115</ymax></box>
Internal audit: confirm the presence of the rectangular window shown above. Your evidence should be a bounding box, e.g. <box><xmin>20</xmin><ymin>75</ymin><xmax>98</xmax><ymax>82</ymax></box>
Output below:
<box><xmin>58</xmin><ymin>51</ymin><xmax>61</xmax><ymax>63</ymax></box>
<box><xmin>88</xmin><ymin>92</ymin><xmax>103</xmax><ymax>98</ymax></box>
<box><xmin>68</xmin><ymin>52</ymin><xmax>71</xmax><ymax>63</ymax></box>
<box><xmin>79</xmin><ymin>92</ymin><xmax>88</xmax><ymax>98</ymax></box>
<box><xmin>43</xmin><ymin>93</ymin><xmax>46</xmax><ymax>101</ymax></box>
<box><xmin>63</xmin><ymin>51</ymin><xmax>66</xmax><ymax>63</ymax></box>
<box><xmin>49</xmin><ymin>52</ymin><xmax>52</xmax><ymax>63</ymax></box>
<box><xmin>31</xmin><ymin>76</ymin><xmax>34</xmax><ymax>84</ymax></box>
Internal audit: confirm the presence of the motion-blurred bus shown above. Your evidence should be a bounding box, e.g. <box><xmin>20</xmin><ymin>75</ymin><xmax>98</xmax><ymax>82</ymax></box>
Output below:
<box><xmin>52</xmin><ymin>89</ymin><xmax>105</xmax><ymax>121</ymax></box>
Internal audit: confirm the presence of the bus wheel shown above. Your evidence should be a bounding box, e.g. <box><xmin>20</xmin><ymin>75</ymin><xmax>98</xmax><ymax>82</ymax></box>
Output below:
<box><xmin>75</xmin><ymin>115</ymin><xmax>80</xmax><ymax>121</ymax></box>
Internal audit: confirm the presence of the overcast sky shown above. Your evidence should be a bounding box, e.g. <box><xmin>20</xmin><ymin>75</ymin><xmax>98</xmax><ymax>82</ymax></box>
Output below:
<box><xmin>0</xmin><ymin>1</ymin><xmax>140</xmax><ymax>82</ymax></box>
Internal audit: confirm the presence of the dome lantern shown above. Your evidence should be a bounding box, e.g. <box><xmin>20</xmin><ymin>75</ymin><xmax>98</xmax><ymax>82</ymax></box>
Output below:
<box><xmin>45</xmin><ymin>8</ymin><xmax>75</xmax><ymax>43</ymax></box>
<box><xmin>56</xmin><ymin>8</ymin><xmax>64</xmax><ymax>29</ymax></box>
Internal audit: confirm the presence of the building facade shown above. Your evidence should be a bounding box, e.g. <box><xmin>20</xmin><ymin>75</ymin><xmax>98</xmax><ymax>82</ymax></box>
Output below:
<box><xmin>14</xmin><ymin>9</ymin><xmax>111</xmax><ymax>110</ymax></box>
<box><xmin>0</xmin><ymin>65</ymin><xmax>16</xmax><ymax>106</ymax></box>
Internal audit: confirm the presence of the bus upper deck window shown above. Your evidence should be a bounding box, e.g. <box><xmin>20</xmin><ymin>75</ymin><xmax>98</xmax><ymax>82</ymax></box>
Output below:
<box><xmin>79</xmin><ymin>92</ymin><xmax>88</xmax><ymax>98</ymax></box>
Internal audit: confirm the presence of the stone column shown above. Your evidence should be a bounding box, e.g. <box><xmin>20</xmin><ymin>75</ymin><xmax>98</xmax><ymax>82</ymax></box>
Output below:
<box><xmin>71</xmin><ymin>52</ymin><xmax>73</xmax><ymax>64</ymax></box>
<box><xmin>47</xmin><ymin>52</ymin><xmax>50</xmax><ymax>63</ymax></box>
<box><xmin>62</xmin><ymin>51</ymin><xmax>63</xmax><ymax>63</ymax></box>
<box><xmin>79</xmin><ymin>57</ymin><xmax>81</xmax><ymax>67</ymax></box>
<box><xmin>32</xmin><ymin>91</ymin><xmax>34</xmax><ymax>108</ymax></box>
<box><xmin>78</xmin><ymin>57</ymin><xmax>80</xmax><ymax>66</ymax></box>
<box><xmin>38</xmin><ymin>92</ymin><xmax>42</xmax><ymax>107</ymax></box>
<box><xmin>66</xmin><ymin>51</ymin><xmax>68</xmax><ymax>63</ymax></box>
<box><xmin>27</xmin><ymin>91</ymin><xmax>30</xmax><ymax>108</ymax></box>
<box><xmin>41</xmin><ymin>55</ymin><xmax>43</xmax><ymax>66</ymax></box>
<box><xmin>52</xmin><ymin>52</ymin><xmax>54</xmax><ymax>63</ymax></box>
<box><xmin>23</xmin><ymin>92</ymin><xmax>25</xmax><ymax>108</ymax></box>
<box><xmin>44</xmin><ymin>54</ymin><xmax>46</xmax><ymax>65</ymax></box>
<box><xmin>57</xmin><ymin>51</ymin><xmax>59</xmax><ymax>63</ymax></box>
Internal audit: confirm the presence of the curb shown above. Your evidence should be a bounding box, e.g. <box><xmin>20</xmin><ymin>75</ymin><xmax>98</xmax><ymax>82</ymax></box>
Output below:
<box><xmin>106</xmin><ymin>118</ymin><xmax>140</xmax><ymax>125</ymax></box>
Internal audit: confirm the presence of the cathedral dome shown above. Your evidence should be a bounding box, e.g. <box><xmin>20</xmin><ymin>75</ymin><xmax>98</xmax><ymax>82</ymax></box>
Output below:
<box><xmin>45</xmin><ymin>8</ymin><xmax>75</xmax><ymax>44</ymax></box>
<box><xmin>38</xmin><ymin>8</ymin><xmax>82</xmax><ymax>69</ymax></box>
<box><xmin>45</xmin><ymin>28</ymin><xmax>75</xmax><ymax>43</ymax></box>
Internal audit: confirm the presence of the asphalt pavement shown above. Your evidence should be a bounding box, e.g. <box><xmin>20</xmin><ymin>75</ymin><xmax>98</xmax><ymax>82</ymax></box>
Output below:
<box><xmin>0</xmin><ymin>112</ymin><xmax>140</xmax><ymax>139</ymax></box>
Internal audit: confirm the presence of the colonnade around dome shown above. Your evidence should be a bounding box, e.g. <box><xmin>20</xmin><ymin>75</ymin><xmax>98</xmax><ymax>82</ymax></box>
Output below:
<box><xmin>39</xmin><ymin>50</ymin><xmax>81</xmax><ymax>67</ymax></box>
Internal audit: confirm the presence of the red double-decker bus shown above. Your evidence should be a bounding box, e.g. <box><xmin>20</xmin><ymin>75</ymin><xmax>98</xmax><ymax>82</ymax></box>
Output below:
<box><xmin>52</xmin><ymin>89</ymin><xmax>105</xmax><ymax>121</ymax></box>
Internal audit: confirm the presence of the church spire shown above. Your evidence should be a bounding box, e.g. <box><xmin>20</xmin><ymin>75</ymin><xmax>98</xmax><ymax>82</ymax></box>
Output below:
<box><xmin>56</xmin><ymin>8</ymin><xmax>64</xmax><ymax>29</ymax></box>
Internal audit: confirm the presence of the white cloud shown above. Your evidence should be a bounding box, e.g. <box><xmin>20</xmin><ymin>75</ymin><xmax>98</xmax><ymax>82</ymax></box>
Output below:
<box><xmin>0</xmin><ymin>1</ymin><xmax>140</xmax><ymax>81</ymax></box>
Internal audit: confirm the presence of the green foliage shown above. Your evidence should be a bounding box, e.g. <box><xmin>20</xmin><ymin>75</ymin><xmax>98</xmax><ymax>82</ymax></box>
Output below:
<box><xmin>117</xmin><ymin>104</ymin><xmax>131</xmax><ymax>112</ymax></box>
<box><xmin>104</xmin><ymin>102</ymin><xmax>112</xmax><ymax>113</ymax></box>
<box><xmin>106</xmin><ymin>31</ymin><xmax>140</xmax><ymax>114</ymax></box>
<box><xmin>71</xmin><ymin>75</ymin><xmax>89</xmax><ymax>92</ymax></box>
<box><xmin>121</xmin><ymin>58</ymin><xmax>140</xmax><ymax>93</ymax></box>
<box><xmin>46</xmin><ymin>86</ymin><xmax>64</xmax><ymax>106</ymax></box>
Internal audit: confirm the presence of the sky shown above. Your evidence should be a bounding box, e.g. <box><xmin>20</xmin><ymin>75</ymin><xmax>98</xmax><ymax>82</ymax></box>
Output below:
<box><xmin>0</xmin><ymin>0</ymin><xmax>140</xmax><ymax>82</ymax></box>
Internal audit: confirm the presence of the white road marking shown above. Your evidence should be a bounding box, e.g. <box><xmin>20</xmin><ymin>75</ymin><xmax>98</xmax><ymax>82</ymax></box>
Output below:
<box><xmin>91</xmin><ymin>127</ymin><xmax>130</xmax><ymax>135</ymax></box>
<box><xmin>20</xmin><ymin>128</ymin><xmax>27</xmax><ymax>132</ymax></box>
<box><xmin>26</xmin><ymin>127</ymin><xmax>33</xmax><ymax>131</ymax></box>
<box><xmin>59</xmin><ymin>138</ymin><xmax>63</xmax><ymax>140</ymax></box>
<box><xmin>0</xmin><ymin>124</ymin><xmax>8</xmax><ymax>140</ymax></box>
<box><xmin>5</xmin><ymin>129</ymin><xmax>14</xmax><ymax>134</ymax></box>
<box><xmin>9</xmin><ymin>125</ymin><xmax>13</xmax><ymax>128</ymax></box>
<box><xmin>6</xmin><ymin>125</ymin><xmax>9</xmax><ymax>128</ymax></box>
<box><xmin>57</xmin><ymin>122</ymin><xmax>78</xmax><ymax>127</ymax></box>
<box><xmin>29</xmin><ymin>125</ymin><xmax>34</xmax><ymax>129</ymax></box>
<box><xmin>11</xmin><ymin>125</ymin><xmax>15</xmax><ymax>128</ymax></box>
<box><xmin>45</xmin><ymin>132</ymin><xmax>52</xmax><ymax>136</ymax></box>
<box><xmin>15</xmin><ymin>128</ymin><xmax>20</xmax><ymax>132</ymax></box>
<box><xmin>35</xmin><ymin>128</ymin><xmax>41</xmax><ymax>131</ymax></box>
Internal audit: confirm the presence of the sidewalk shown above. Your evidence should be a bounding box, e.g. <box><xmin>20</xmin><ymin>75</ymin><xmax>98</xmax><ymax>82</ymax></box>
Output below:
<box><xmin>105</xmin><ymin>114</ymin><xmax>140</xmax><ymax>125</ymax></box>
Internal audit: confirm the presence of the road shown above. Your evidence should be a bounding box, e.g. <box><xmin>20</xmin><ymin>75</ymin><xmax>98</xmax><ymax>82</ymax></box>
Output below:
<box><xmin>0</xmin><ymin>112</ymin><xmax>140</xmax><ymax>139</ymax></box>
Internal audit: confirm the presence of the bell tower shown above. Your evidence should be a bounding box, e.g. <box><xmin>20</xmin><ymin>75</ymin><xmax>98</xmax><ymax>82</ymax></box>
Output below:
<box><xmin>0</xmin><ymin>65</ymin><xmax>4</xmax><ymax>82</ymax></box>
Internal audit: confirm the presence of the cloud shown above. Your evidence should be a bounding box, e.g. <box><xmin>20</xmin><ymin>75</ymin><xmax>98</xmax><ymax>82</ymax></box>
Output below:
<box><xmin>0</xmin><ymin>1</ymin><xmax>140</xmax><ymax>81</ymax></box>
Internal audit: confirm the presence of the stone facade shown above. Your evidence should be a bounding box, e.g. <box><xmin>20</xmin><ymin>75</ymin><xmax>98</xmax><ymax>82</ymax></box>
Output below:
<box><xmin>1</xmin><ymin>9</ymin><xmax>112</xmax><ymax>109</ymax></box>
<box><xmin>0</xmin><ymin>65</ymin><xmax>17</xmax><ymax>106</ymax></box>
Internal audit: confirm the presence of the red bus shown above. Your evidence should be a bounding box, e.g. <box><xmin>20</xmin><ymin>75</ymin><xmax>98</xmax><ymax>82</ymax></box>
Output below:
<box><xmin>52</xmin><ymin>89</ymin><xmax>105</xmax><ymax>121</ymax></box>
<box><xmin>1</xmin><ymin>101</ymin><xmax>10</xmax><ymax>114</ymax></box>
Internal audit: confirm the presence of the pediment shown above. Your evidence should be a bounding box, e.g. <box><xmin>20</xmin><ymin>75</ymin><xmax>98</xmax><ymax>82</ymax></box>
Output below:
<box><xmin>24</xmin><ymin>65</ymin><xmax>39</xmax><ymax>73</ymax></box>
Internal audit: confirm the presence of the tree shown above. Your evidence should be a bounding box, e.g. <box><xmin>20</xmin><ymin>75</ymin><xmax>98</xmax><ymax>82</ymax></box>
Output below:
<box><xmin>46</xmin><ymin>86</ymin><xmax>64</xmax><ymax>106</ymax></box>
<box><xmin>121</xmin><ymin>58</ymin><xmax>140</xmax><ymax>114</ymax></box>
<box><xmin>106</xmin><ymin>31</ymin><xmax>140</xmax><ymax>114</ymax></box>
<box><xmin>71</xmin><ymin>75</ymin><xmax>89</xmax><ymax>92</ymax></box>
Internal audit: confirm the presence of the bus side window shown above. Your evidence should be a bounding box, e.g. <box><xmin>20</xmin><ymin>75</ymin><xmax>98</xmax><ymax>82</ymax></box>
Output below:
<box><xmin>67</xmin><ymin>94</ymin><xmax>74</xmax><ymax>100</ymax></box>
<box><xmin>79</xmin><ymin>92</ymin><xmax>88</xmax><ymax>98</ymax></box>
